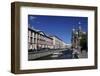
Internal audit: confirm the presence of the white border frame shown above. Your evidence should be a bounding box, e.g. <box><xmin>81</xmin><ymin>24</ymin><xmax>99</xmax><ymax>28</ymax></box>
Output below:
<box><xmin>20</xmin><ymin>6</ymin><xmax>95</xmax><ymax>70</ymax></box>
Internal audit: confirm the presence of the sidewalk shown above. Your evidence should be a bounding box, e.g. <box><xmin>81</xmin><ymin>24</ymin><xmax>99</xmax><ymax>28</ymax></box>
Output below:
<box><xmin>78</xmin><ymin>50</ymin><xmax>88</xmax><ymax>58</ymax></box>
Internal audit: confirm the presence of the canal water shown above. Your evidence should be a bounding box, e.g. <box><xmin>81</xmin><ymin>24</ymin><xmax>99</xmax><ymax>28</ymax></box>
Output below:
<box><xmin>34</xmin><ymin>49</ymin><xmax>73</xmax><ymax>60</ymax></box>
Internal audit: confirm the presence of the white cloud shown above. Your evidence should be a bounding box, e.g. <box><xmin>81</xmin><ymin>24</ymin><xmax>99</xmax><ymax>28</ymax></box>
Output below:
<box><xmin>29</xmin><ymin>16</ymin><xmax>36</xmax><ymax>20</ymax></box>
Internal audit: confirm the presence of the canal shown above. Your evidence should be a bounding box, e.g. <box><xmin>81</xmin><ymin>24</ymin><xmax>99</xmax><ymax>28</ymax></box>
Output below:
<box><xmin>34</xmin><ymin>49</ymin><xmax>73</xmax><ymax>60</ymax></box>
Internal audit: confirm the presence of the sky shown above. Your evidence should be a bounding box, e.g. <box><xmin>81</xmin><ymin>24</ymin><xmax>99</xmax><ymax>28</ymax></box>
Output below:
<box><xmin>28</xmin><ymin>15</ymin><xmax>88</xmax><ymax>44</ymax></box>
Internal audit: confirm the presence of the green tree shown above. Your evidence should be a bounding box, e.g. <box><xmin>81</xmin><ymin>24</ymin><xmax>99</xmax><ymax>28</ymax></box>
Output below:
<box><xmin>80</xmin><ymin>33</ymin><xmax>87</xmax><ymax>51</ymax></box>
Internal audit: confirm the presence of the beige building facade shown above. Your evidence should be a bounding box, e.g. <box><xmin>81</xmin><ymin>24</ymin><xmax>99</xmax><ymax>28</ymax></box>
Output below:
<box><xmin>28</xmin><ymin>26</ymin><xmax>67</xmax><ymax>51</ymax></box>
